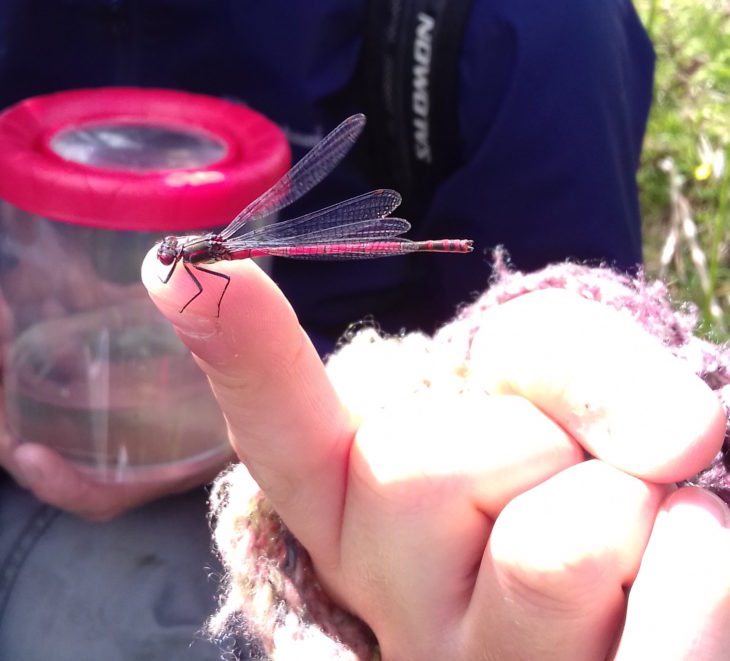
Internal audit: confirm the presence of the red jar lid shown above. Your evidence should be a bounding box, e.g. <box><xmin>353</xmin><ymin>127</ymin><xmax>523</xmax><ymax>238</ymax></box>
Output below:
<box><xmin>0</xmin><ymin>87</ymin><xmax>291</xmax><ymax>231</ymax></box>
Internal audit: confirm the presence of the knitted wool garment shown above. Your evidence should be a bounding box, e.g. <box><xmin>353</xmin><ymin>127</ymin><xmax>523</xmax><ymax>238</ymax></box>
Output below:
<box><xmin>207</xmin><ymin>257</ymin><xmax>730</xmax><ymax>660</ymax></box>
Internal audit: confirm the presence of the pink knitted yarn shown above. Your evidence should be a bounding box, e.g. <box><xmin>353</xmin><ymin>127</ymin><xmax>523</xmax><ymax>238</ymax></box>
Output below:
<box><xmin>207</xmin><ymin>470</ymin><xmax>379</xmax><ymax>660</ymax></box>
<box><xmin>207</xmin><ymin>256</ymin><xmax>730</xmax><ymax>659</ymax></box>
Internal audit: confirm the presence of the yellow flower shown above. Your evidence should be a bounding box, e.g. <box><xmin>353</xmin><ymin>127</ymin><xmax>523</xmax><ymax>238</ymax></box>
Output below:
<box><xmin>694</xmin><ymin>162</ymin><xmax>713</xmax><ymax>181</ymax></box>
<box><xmin>694</xmin><ymin>135</ymin><xmax>726</xmax><ymax>182</ymax></box>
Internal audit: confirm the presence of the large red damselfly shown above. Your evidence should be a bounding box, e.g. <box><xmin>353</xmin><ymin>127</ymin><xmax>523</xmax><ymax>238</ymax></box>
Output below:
<box><xmin>156</xmin><ymin>114</ymin><xmax>474</xmax><ymax>314</ymax></box>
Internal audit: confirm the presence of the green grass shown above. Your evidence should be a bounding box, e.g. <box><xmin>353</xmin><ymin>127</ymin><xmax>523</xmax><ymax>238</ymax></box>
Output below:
<box><xmin>635</xmin><ymin>0</ymin><xmax>730</xmax><ymax>338</ymax></box>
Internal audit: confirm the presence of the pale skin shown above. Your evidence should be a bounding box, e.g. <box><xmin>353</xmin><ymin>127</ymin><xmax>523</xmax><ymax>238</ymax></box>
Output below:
<box><xmin>0</xmin><ymin>424</ymin><xmax>230</xmax><ymax>522</ymax></box>
<box><xmin>2</xmin><ymin>248</ymin><xmax>728</xmax><ymax>657</ymax></box>
<box><xmin>140</xmin><ymin>250</ymin><xmax>729</xmax><ymax>660</ymax></box>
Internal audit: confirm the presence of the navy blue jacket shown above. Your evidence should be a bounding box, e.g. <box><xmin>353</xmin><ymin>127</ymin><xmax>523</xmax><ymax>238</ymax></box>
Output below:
<box><xmin>0</xmin><ymin>0</ymin><xmax>654</xmax><ymax>352</ymax></box>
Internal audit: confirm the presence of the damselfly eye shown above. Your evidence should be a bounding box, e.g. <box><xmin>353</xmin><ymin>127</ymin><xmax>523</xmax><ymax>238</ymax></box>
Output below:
<box><xmin>157</xmin><ymin>237</ymin><xmax>178</xmax><ymax>266</ymax></box>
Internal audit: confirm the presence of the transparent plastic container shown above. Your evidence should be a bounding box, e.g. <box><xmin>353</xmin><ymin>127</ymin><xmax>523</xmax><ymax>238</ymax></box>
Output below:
<box><xmin>0</xmin><ymin>88</ymin><xmax>290</xmax><ymax>482</ymax></box>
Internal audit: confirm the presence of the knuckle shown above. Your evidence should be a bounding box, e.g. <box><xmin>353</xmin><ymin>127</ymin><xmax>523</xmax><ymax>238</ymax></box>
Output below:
<box><xmin>351</xmin><ymin>401</ymin><xmax>461</xmax><ymax>512</ymax></box>
<box><xmin>494</xmin><ymin>545</ymin><xmax>608</xmax><ymax>612</ymax></box>
<box><xmin>490</xmin><ymin>501</ymin><xmax>616</xmax><ymax>609</ymax></box>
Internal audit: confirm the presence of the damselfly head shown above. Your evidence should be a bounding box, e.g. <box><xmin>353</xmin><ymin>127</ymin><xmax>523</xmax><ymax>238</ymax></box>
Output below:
<box><xmin>157</xmin><ymin>236</ymin><xmax>180</xmax><ymax>266</ymax></box>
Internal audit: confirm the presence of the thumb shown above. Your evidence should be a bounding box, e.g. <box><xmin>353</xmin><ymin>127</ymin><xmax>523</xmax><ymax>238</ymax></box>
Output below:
<box><xmin>141</xmin><ymin>247</ymin><xmax>355</xmax><ymax>558</ymax></box>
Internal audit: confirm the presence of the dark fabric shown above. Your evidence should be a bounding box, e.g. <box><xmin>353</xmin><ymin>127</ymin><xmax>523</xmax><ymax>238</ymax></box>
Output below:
<box><xmin>361</xmin><ymin>0</ymin><xmax>476</xmax><ymax>206</ymax></box>
<box><xmin>0</xmin><ymin>0</ymin><xmax>654</xmax><ymax>353</ymax></box>
<box><xmin>0</xmin><ymin>475</ymin><xmax>242</xmax><ymax>660</ymax></box>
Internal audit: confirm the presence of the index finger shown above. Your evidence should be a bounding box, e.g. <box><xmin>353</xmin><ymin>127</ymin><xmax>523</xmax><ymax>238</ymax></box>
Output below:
<box><xmin>469</xmin><ymin>289</ymin><xmax>725</xmax><ymax>482</ymax></box>
<box><xmin>141</xmin><ymin>248</ymin><xmax>355</xmax><ymax>561</ymax></box>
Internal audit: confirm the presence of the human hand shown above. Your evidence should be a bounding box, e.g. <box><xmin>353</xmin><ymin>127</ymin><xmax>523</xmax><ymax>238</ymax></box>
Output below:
<box><xmin>0</xmin><ymin>419</ymin><xmax>230</xmax><ymax>521</ymax></box>
<box><xmin>142</xmin><ymin>252</ymin><xmax>730</xmax><ymax>660</ymax></box>
<box><xmin>0</xmin><ymin>287</ymin><xmax>232</xmax><ymax>521</ymax></box>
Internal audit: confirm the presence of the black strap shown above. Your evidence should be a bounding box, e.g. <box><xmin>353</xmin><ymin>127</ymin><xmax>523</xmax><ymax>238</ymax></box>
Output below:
<box><xmin>362</xmin><ymin>0</ymin><xmax>474</xmax><ymax>216</ymax></box>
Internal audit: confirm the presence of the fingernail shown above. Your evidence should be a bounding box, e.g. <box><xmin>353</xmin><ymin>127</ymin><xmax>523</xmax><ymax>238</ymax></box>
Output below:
<box><xmin>168</xmin><ymin>313</ymin><xmax>220</xmax><ymax>341</ymax></box>
<box><xmin>699</xmin><ymin>489</ymin><xmax>730</xmax><ymax>526</ymax></box>
<box><xmin>670</xmin><ymin>486</ymin><xmax>730</xmax><ymax>527</ymax></box>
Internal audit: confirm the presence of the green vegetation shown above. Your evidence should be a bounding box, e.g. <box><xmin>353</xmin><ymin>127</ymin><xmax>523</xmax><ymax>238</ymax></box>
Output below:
<box><xmin>636</xmin><ymin>0</ymin><xmax>730</xmax><ymax>338</ymax></box>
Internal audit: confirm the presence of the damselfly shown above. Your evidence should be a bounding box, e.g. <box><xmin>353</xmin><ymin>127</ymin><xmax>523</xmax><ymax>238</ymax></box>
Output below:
<box><xmin>157</xmin><ymin>114</ymin><xmax>473</xmax><ymax>314</ymax></box>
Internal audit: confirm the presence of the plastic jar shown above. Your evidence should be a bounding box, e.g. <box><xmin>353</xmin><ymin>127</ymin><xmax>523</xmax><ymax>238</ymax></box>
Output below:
<box><xmin>0</xmin><ymin>87</ymin><xmax>290</xmax><ymax>482</ymax></box>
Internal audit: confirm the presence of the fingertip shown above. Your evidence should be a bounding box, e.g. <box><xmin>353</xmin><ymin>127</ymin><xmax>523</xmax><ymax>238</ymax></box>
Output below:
<box><xmin>13</xmin><ymin>443</ymin><xmax>49</xmax><ymax>486</ymax></box>
<box><xmin>140</xmin><ymin>244</ymin><xmax>164</xmax><ymax>297</ymax></box>
<box><xmin>141</xmin><ymin>243</ymin><xmax>221</xmax><ymax>322</ymax></box>
<box><xmin>668</xmin><ymin>380</ymin><xmax>727</xmax><ymax>479</ymax></box>
<box><xmin>609</xmin><ymin>353</ymin><xmax>726</xmax><ymax>482</ymax></box>
<box><xmin>141</xmin><ymin>243</ymin><xmax>303</xmax><ymax>366</ymax></box>
<box><xmin>661</xmin><ymin>485</ymin><xmax>730</xmax><ymax>527</ymax></box>
<box><xmin>13</xmin><ymin>443</ymin><xmax>82</xmax><ymax>508</ymax></box>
